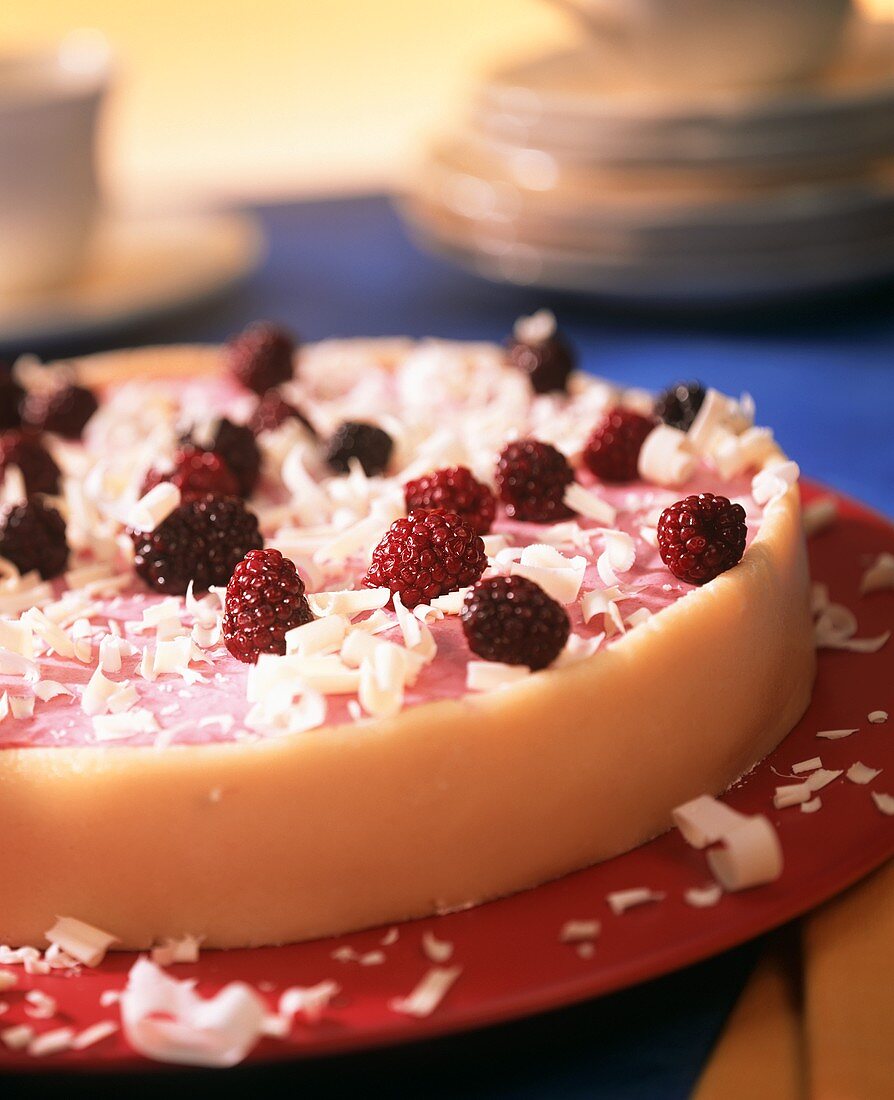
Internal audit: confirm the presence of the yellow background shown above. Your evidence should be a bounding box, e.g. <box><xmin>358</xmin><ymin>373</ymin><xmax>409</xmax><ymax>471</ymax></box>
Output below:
<box><xmin>1</xmin><ymin>1</ymin><xmax>890</xmax><ymax>207</ymax></box>
<box><xmin>0</xmin><ymin>1</ymin><xmax>570</xmax><ymax>206</ymax></box>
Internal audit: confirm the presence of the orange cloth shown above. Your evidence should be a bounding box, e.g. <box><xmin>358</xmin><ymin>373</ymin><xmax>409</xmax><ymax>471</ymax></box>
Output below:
<box><xmin>693</xmin><ymin>859</ymin><xmax>894</xmax><ymax>1100</ymax></box>
<box><xmin>804</xmin><ymin>859</ymin><xmax>894</xmax><ymax>1100</ymax></box>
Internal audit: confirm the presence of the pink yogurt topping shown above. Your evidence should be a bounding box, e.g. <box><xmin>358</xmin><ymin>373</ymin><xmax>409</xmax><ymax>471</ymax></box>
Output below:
<box><xmin>0</xmin><ymin>466</ymin><xmax>760</xmax><ymax>750</ymax></box>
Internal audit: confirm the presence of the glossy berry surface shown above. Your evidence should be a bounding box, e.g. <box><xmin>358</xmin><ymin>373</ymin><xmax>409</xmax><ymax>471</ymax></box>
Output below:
<box><xmin>462</xmin><ymin>575</ymin><xmax>570</xmax><ymax>670</ymax></box>
<box><xmin>326</xmin><ymin>421</ymin><xmax>393</xmax><ymax>477</ymax></box>
<box><xmin>404</xmin><ymin>466</ymin><xmax>496</xmax><ymax>535</ymax></box>
<box><xmin>655</xmin><ymin>381</ymin><xmax>706</xmax><ymax>432</ymax></box>
<box><xmin>657</xmin><ymin>492</ymin><xmax>747</xmax><ymax>585</ymax></box>
<box><xmin>495</xmin><ymin>439</ymin><xmax>574</xmax><ymax>524</ymax></box>
<box><xmin>364</xmin><ymin>507</ymin><xmax>487</xmax><ymax>608</ymax></box>
<box><xmin>0</xmin><ymin>365</ymin><xmax>24</xmax><ymax>430</ymax></box>
<box><xmin>506</xmin><ymin>331</ymin><xmax>575</xmax><ymax>394</ymax></box>
<box><xmin>183</xmin><ymin>418</ymin><xmax>262</xmax><ymax>497</ymax></box>
<box><xmin>249</xmin><ymin>391</ymin><xmax>317</xmax><ymax>438</ymax></box>
<box><xmin>142</xmin><ymin>447</ymin><xmax>240</xmax><ymax>502</ymax></box>
<box><xmin>227</xmin><ymin>321</ymin><xmax>296</xmax><ymax>395</ymax></box>
<box><xmin>223</xmin><ymin>548</ymin><xmax>314</xmax><ymax>663</ymax></box>
<box><xmin>130</xmin><ymin>493</ymin><xmax>263</xmax><ymax>595</ymax></box>
<box><xmin>22</xmin><ymin>384</ymin><xmax>98</xmax><ymax>439</ymax></box>
<box><xmin>582</xmin><ymin>408</ymin><xmax>654</xmax><ymax>483</ymax></box>
<box><xmin>0</xmin><ymin>498</ymin><xmax>69</xmax><ymax>580</ymax></box>
<box><xmin>0</xmin><ymin>430</ymin><xmax>61</xmax><ymax>496</ymax></box>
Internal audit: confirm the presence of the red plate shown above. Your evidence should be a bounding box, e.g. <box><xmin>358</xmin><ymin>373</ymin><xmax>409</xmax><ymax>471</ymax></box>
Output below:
<box><xmin>2</xmin><ymin>480</ymin><xmax>892</xmax><ymax>1072</ymax></box>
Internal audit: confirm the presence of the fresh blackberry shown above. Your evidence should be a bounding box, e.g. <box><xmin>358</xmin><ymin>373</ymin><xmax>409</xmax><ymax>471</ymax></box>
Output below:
<box><xmin>657</xmin><ymin>493</ymin><xmax>747</xmax><ymax>585</ymax></box>
<box><xmin>0</xmin><ymin>498</ymin><xmax>69</xmax><ymax>580</ymax></box>
<box><xmin>404</xmin><ymin>466</ymin><xmax>496</xmax><ymax>535</ymax></box>
<box><xmin>462</xmin><ymin>575</ymin><xmax>569</xmax><ymax>670</ymax></box>
<box><xmin>141</xmin><ymin>446</ymin><xmax>240</xmax><ymax>502</ymax></box>
<box><xmin>130</xmin><ymin>493</ymin><xmax>263</xmax><ymax>595</ymax></box>
<box><xmin>364</xmin><ymin>507</ymin><xmax>487</xmax><ymax>608</ymax></box>
<box><xmin>227</xmin><ymin>321</ymin><xmax>297</xmax><ymax>395</ymax></box>
<box><xmin>506</xmin><ymin>328</ymin><xmax>576</xmax><ymax>394</ymax></box>
<box><xmin>22</xmin><ymin>383</ymin><xmax>98</xmax><ymax>439</ymax></box>
<box><xmin>495</xmin><ymin>439</ymin><xmax>574</xmax><ymax>523</ymax></box>
<box><xmin>655</xmin><ymin>381</ymin><xmax>706</xmax><ymax>432</ymax></box>
<box><xmin>325</xmin><ymin>421</ymin><xmax>393</xmax><ymax>477</ymax></box>
<box><xmin>249</xmin><ymin>390</ymin><xmax>317</xmax><ymax>438</ymax></box>
<box><xmin>582</xmin><ymin>408</ymin><xmax>654</xmax><ymax>483</ymax></box>
<box><xmin>182</xmin><ymin>418</ymin><xmax>261</xmax><ymax>497</ymax></box>
<box><xmin>0</xmin><ymin>430</ymin><xmax>61</xmax><ymax>496</ymax></box>
<box><xmin>223</xmin><ymin>548</ymin><xmax>314</xmax><ymax>663</ymax></box>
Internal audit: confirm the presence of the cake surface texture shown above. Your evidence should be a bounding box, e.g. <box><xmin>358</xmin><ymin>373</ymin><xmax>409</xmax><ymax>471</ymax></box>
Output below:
<box><xmin>0</xmin><ymin>332</ymin><xmax>815</xmax><ymax>948</ymax></box>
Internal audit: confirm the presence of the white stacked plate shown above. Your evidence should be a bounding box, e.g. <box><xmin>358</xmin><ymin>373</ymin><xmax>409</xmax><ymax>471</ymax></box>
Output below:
<box><xmin>399</xmin><ymin>16</ymin><xmax>894</xmax><ymax>305</ymax></box>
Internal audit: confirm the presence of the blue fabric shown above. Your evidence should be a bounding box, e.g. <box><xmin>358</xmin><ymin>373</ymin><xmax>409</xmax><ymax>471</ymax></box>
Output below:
<box><xmin>15</xmin><ymin>196</ymin><xmax>891</xmax><ymax>1098</ymax></box>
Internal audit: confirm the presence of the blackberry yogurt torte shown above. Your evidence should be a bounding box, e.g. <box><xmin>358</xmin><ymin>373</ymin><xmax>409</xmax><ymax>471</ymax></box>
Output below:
<box><xmin>0</xmin><ymin>315</ymin><xmax>814</xmax><ymax>949</ymax></box>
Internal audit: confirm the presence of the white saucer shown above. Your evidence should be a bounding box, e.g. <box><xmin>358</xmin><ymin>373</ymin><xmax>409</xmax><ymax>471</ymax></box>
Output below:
<box><xmin>0</xmin><ymin>210</ymin><xmax>263</xmax><ymax>350</ymax></box>
<box><xmin>473</xmin><ymin>17</ymin><xmax>894</xmax><ymax>169</ymax></box>
<box><xmin>400</xmin><ymin>194</ymin><xmax>894</xmax><ymax>305</ymax></box>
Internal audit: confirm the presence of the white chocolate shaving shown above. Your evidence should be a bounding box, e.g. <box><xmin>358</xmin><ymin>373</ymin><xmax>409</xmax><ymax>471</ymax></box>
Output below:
<box><xmin>0</xmin><ymin>619</ymin><xmax>33</xmax><ymax>658</ymax></box>
<box><xmin>814</xmin><ymin>598</ymin><xmax>890</xmax><ymax>653</ymax></box>
<box><xmin>606</xmin><ymin>888</ymin><xmax>665</xmax><ymax>915</ymax></box>
<box><xmin>24</xmin><ymin>989</ymin><xmax>57</xmax><ymax>1019</ymax></box>
<box><xmin>792</xmin><ymin>757</ymin><xmax>822</xmax><ymax>774</ymax></box>
<box><xmin>128</xmin><ymin>483</ymin><xmax>181</xmax><ymax>531</ymax></box>
<box><xmin>563</xmin><ymin>482</ymin><xmax>617</xmax><ymax>525</ymax></box>
<box><xmin>286</xmin><ymin>615</ymin><xmax>346</xmax><ymax>657</ymax></box>
<box><xmin>752</xmin><ymin>461</ymin><xmax>799</xmax><ymax>507</ymax></box>
<box><xmin>27</xmin><ymin>1027</ymin><xmax>75</xmax><ymax>1057</ymax></box>
<box><xmin>672</xmin><ymin>794</ymin><xmax>748</xmax><ymax>850</ymax></box>
<box><xmin>45</xmin><ymin>916</ymin><xmax>118</xmax><ymax>967</ymax></box>
<box><xmin>34</xmin><ymin>680</ymin><xmax>73</xmax><ymax>701</ymax></box>
<box><xmin>0</xmin><ymin>1023</ymin><xmax>34</xmax><ymax>1050</ymax></box>
<box><xmin>868</xmin><ymin>710</ymin><xmax>888</xmax><ymax>724</ymax></box>
<box><xmin>24</xmin><ymin>607</ymin><xmax>75</xmax><ymax>658</ymax></box>
<box><xmin>120</xmin><ymin>957</ymin><xmax>267</xmax><ymax>1067</ymax></box>
<box><xmin>513</xmin><ymin>308</ymin><xmax>556</xmax><ymax>344</ymax></box>
<box><xmin>706</xmin><ymin>815</ymin><xmax>783</xmax><ymax>891</ymax></box>
<box><xmin>421</xmin><ymin>931</ymin><xmax>454</xmax><ymax>963</ymax></box>
<box><xmin>805</xmin><ymin>768</ymin><xmax>843</xmax><ymax>792</ymax></box>
<box><xmin>801</xmin><ymin>797</ymin><xmax>823</xmax><ymax>814</ymax></box>
<box><xmin>846</xmin><ymin>762</ymin><xmax>881</xmax><ymax>785</ymax></box>
<box><xmin>683</xmin><ymin>884</ymin><xmax>723</xmax><ymax>908</ymax></box>
<box><xmin>870</xmin><ymin>792</ymin><xmax>894</xmax><ymax>816</ymax></box>
<box><xmin>307</xmin><ymin>587</ymin><xmax>390</xmax><ymax>619</ymax></box>
<box><xmin>389</xmin><ymin>966</ymin><xmax>462</xmax><ymax>1018</ymax></box>
<box><xmin>860</xmin><ymin>552</ymin><xmax>894</xmax><ymax>595</ymax></box>
<box><xmin>359</xmin><ymin>644</ymin><xmax>406</xmax><ymax>719</ymax></box>
<box><xmin>81</xmin><ymin>667</ymin><xmax>121</xmax><ymax>716</ymax></box>
<box><xmin>637</xmin><ymin>425</ymin><xmax>697</xmax><ymax>487</ymax></box>
<box><xmin>816</xmin><ymin>728</ymin><xmax>858</xmax><ymax>740</ymax></box>
<box><xmin>596</xmin><ymin>530</ymin><xmax>636</xmax><ymax>587</ymax></box>
<box><xmin>278</xmin><ymin>981</ymin><xmax>339</xmax><ymax>1023</ymax></box>
<box><xmin>150</xmin><ymin>934</ymin><xmax>202</xmax><ymax>967</ymax></box>
<box><xmin>9</xmin><ymin>695</ymin><xmax>33</xmax><ymax>721</ymax></box>
<box><xmin>802</xmin><ymin>497</ymin><xmax>837</xmax><ymax>537</ymax></box>
<box><xmin>511</xmin><ymin>544</ymin><xmax>587</xmax><ymax>604</ymax></box>
<box><xmin>559</xmin><ymin>919</ymin><xmax>601</xmax><ymax>942</ymax></box>
<box><xmin>71</xmin><ymin>1020</ymin><xmax>118</xmax><ymax>1051</ymax></box>
<box><xmin>774</xmin><ymin>782</ymin><xmax>813</xmax><ymax>809</ymax></box>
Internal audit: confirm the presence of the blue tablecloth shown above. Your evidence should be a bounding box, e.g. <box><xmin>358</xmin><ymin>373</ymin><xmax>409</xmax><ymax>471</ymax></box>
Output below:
<box><xmin>13</xmin><ymin>195</ymin><xmax>893</xmax><ymax>1100</ymax></box>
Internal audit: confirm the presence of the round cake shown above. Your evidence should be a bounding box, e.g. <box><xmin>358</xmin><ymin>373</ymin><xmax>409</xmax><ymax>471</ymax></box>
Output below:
<box><xmin>0</xmin><ymin>322</ymin><xmax>815</xmax><ymax>949</ymax></box>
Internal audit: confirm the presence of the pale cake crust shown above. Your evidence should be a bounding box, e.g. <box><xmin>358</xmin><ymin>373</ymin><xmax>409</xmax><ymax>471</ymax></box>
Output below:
<box><xmin>0</xmin><ymin>346</ymin><xmax>815</xmax><ymax>948</ymax></box>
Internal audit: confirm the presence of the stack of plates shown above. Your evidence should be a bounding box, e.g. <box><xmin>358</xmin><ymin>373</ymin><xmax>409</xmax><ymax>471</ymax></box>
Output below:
<box><xmin>399</xmin><ymin>16</ymin><xmax>894</xmax><ymax>304</ymax></box>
